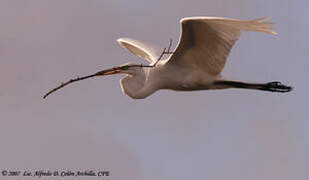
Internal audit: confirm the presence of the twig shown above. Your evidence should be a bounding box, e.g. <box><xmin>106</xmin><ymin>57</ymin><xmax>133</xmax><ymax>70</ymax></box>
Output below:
<box><xmin>152</xmin><ymin>38</ymin><xmax>174</xmax><ymax>67</ymax></box>
<box><xmin>167</xmin><ymin>38</ymin><xmax>173</xmax><ymax>52</ymax></box>
<box><xmin>43</xmin><ymin>73</ymin><xmax>99</xmax><ymax>99</ymax></box>
<box><xmin>42</xmin><ymin>68</ymin><xmax>114</xmax><ymax>99</ymax></box>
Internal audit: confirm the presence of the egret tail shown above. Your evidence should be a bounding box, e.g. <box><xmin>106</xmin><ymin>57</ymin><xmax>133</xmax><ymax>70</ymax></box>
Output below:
<box><xmin>213</xmin><ymin>81</ymin><xmax>292</xmax><ymax>93</ymax></box>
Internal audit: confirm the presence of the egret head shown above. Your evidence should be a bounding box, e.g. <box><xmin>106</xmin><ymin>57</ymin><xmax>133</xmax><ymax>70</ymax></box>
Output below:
<box><xmin>94</xmin><ymin>62</ymin><xmax>155</xmax><ymax>99</ymax></box>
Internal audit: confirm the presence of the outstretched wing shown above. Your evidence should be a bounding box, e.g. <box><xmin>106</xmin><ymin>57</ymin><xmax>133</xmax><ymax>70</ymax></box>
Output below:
<box><xmin>117</xmin><ymin>38</ymin><xmax>162</xmax><ymax>64</ymax></box>
<box><xmin>167</xmin><ymin>17</ymin><xmax>276</xmax><ymax>75</ymax></box>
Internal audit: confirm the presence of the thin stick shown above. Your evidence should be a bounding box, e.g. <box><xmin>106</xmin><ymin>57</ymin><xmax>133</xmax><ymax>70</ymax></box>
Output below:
<box><xmin>152</xmin><ymin>38</ymin><xmax>174</xmax><ymax>67</ymax></box>
<box><xmin>152</xmin><ymin>48</ymin><xmax>165</xmax><ymax>67</ymax></box>
<box><xmin>43</xmin><ymin>73</ymin><xmax>99</xmax><ymax>99</ymax></box>
<box><xmin>167</xmin><ymin>38</ymin><xmax>173</xmax><ymax>52</ymax></box>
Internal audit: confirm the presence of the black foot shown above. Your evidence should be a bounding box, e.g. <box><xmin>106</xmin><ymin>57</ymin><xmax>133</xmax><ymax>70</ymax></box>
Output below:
<box><xmin>261</xmin><ymin>81</ymin><xmax>293</xmax><ymax>93</ymax></box>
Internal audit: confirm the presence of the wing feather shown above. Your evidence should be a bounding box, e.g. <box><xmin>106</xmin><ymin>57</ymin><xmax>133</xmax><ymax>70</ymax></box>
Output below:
<box><xmin>117</xmin><ymin>38</ymin><xmax>162</xmax><ymax>63</ymax></box>
<box><xmin>167</xmin><ymin>17</ymin><xmax>276</xmax><ymax>75</ymax></box>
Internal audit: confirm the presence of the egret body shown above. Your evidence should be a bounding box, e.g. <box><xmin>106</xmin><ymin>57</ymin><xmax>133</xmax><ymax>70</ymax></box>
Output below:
<box><xmin>43</xmin><ymin>17</ymin><xmax>292</xmax><ymax>99</ymax></box>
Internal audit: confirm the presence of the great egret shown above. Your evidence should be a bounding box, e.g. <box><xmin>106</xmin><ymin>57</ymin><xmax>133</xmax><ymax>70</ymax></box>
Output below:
<box><xmin>43</xmin><ymin>17</ymin><xmax>292</xmax><ymax>99</ymax></box>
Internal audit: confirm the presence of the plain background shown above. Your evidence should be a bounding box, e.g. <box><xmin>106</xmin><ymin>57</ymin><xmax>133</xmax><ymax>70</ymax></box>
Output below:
<box><xmin>0</xmin><ymin>0</ymin><xmax>306</xmax><ymax>180</ymax></box>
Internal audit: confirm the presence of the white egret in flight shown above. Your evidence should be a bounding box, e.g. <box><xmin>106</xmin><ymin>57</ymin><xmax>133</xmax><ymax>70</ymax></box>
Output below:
<box><xmin>43</xmin><ymin>17</ymin><xmax>292</xmax><ymax>99</ymax></box>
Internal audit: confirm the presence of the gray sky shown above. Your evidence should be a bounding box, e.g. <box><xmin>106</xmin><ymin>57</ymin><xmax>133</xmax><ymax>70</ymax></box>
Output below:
<box><xmin>0</xmin><ymin>0</ymin><xmax>306</xmax><ymax>180</ymax></box>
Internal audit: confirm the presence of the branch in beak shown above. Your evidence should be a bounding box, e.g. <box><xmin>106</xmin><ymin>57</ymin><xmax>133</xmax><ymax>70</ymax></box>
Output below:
<box><xmin>43</xmin><ymin>66</ymin><xmax>123</xmax><ymax>99</ymax></box>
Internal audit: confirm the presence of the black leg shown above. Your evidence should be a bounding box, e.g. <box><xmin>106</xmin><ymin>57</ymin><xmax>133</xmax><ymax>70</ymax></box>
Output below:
<box><xmin>213</xmin><ymin>80</ymin><xmax>293</xmax><ymax>93</ymax></box>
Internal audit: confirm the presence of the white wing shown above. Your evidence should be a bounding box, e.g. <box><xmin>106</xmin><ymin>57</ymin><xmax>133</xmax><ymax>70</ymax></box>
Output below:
<box><xmin>167</xmin><ymin>17</ymin><xmax>276</xmax><ymax>75</ymax></box>
<box><xmin>117</xmin><ymin>38</ymin><xmax>162</xmax><ymax>64</ymax></box>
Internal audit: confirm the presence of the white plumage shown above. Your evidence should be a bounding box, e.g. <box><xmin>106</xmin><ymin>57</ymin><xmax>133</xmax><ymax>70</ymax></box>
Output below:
<box><xmin>43</xmin><ymin>17</ymin><xmax>291</xmax><ymax>99</ymax></box>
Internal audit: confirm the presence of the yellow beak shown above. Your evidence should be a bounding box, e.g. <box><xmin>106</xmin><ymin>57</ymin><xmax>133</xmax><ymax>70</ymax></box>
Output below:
<box><xmin>95</xmin><ymin>67</ymin><xmax>122</xmax><ymax>76</ymax></box>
